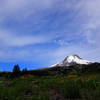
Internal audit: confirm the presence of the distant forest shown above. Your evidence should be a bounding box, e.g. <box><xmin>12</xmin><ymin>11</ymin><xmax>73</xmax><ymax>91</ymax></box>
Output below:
<box><xmin>0</xmin><ymin>63</ymin><xmax>100</xmax><ymax>78</ymax></box>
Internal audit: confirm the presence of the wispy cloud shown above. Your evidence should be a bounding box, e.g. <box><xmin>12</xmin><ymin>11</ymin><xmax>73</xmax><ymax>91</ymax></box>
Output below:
<box><xmin>78</xmin><ymin>0</ymin><xmax>100</xmax><ymax>46</ymax></box>
<box><xmin>0</xmin><ymin>0</ymin><xmax>100</xmax><ymax>68</ymax></box>
<box><xmin>0</xmin><ymin>29</ymin><xmax>54</xmax><ymax>47</ymax></box>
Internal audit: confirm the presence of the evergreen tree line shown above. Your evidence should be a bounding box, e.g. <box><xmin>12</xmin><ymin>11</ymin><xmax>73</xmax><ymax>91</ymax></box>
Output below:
<box><xmin>0</xmin><ymin>63</ymin><xmax>100</xmax><ymax>78</ymax></box>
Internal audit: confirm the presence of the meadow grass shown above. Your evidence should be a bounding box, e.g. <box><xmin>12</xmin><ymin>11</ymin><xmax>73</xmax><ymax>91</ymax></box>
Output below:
<box><xmin>0</xmin><ymin>73</ymin><xmax>100</xmax><ymax>100</ymax></box>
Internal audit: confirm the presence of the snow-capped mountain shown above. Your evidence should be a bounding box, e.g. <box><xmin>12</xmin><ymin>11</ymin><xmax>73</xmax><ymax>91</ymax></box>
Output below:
<box><xmin>51</xmin><ymin>54</ymin><xmax>93</xmax><ymax>67</ymax></box>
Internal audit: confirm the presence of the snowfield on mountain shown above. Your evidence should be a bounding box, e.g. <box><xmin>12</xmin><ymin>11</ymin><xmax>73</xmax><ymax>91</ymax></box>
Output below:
<box><xmin>51</xmin><ymin>54</ymin><xmax>93</xmax><ymax>67</ymax></box>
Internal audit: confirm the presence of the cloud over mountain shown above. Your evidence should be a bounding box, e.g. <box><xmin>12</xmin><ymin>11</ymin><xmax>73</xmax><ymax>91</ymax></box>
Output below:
<box><xmin>0</xmin><ymin>0</ymin><xmax>100</xmax><ymax>69</ymax></box>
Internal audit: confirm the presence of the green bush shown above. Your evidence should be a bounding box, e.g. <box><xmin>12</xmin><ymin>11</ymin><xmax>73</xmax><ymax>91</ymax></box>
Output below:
<box><xmin>0</xmin><ymin>73</ymin><xmax>100</xmax><ymax>100</ymax></box>
<box><xmin>62</xmin><ymin>81</ymin><xmax>81</xmax><ymax>99</ymax></box>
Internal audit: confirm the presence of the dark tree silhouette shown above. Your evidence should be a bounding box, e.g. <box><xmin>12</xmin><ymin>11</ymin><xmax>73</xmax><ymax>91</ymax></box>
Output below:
<box><xmin>21</xmin><ymin>68</ymin><xmax>28</xmax><ymax>75</ymax></box>
<box><xmin>22</xmin><ymin>68</ymin><xmax>27</xmax><ymax>72</ymax></box>
<box><xmin>12</xmin><ymin>64</ymin><xmax>21</xmax><ymax>77</ymax></box>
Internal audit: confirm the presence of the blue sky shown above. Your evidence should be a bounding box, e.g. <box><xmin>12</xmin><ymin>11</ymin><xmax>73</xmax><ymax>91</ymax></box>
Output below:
<box><xmin>0</xmin><ymin>0</ymin><xmax>100</xmax><ymax>71</ymax></box>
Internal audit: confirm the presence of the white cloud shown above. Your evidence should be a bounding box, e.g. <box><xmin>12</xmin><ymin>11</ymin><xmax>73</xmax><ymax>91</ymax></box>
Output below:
<box><xmin>78</xmin><ymin>0</ymin><xmax>100</xmax><ymax>46</ymax></box>
<box><xmin>0</xmin><ymin>0</ymin><xmax>100</xmax><ymax>65</ymax></box>
<box><xmin>0</xmin><ymin>0</ymin><xmax>67</xmax><ymax>21</ymax></box>
<box><xmin>0</xmin><ymin>29</ymin><xmax>55</xmax><ymax>47</ymax></box>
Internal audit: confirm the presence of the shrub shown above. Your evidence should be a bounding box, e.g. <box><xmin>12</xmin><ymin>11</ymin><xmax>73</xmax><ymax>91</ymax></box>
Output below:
<box><xmin>12</xmin><ymin>64</ymin><xmax>21</xmax><ymax>77</ymax></box>
<box><xmin>63</xmin><ymin>81</ymin><xmax>81</xmax><ymax>99</ymax></box>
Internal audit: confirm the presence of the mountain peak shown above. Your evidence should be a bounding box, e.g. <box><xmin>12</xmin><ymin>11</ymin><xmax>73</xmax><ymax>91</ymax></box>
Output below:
<box><xmin>51</xmin><ymin>54</ymin><xmax>93</xmax><ymax>67</ymax></box>
<box><xmin>66</xmin><ymin>54</ymin><xmax>82</xmax><ymax>60</ymax></box>
<box><xmin>70</xmin><ymin>54</ymin><xmax>82</xmax><ymax>58</ymax></box>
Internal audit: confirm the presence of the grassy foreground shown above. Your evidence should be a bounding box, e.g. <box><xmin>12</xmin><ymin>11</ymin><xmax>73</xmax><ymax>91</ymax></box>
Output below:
<box><xmin>0</xmin><ymin>73</ymin><xmax>100</xmax><ymax>100</ymax></box>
